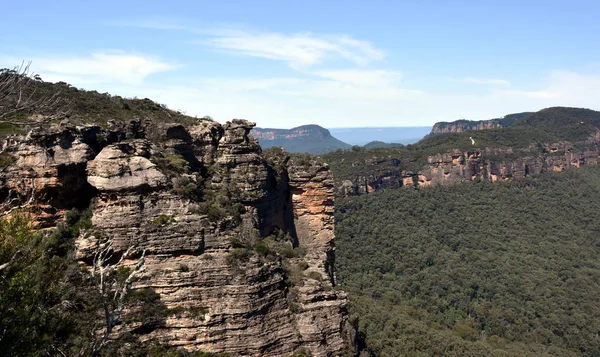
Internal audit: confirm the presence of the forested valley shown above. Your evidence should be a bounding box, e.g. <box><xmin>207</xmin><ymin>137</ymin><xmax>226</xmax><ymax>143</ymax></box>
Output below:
<box><xmin>335</xmin><ymin>166</ymin><xmax>600</xmax><ymax>356</ymax></box>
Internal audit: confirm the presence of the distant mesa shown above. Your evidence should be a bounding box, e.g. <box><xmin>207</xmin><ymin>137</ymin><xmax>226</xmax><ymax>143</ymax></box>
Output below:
<box><xmin>251</xmin><ymin>124</ymin><xmax>351</xmax><ymax>155</ymax></box>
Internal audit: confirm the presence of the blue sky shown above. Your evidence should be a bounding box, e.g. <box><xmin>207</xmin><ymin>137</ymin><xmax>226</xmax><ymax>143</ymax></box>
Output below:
<box><xmin>2</xmin><ymin>0</ymin><xmax>599</xmax><ymax>128</ymax></box>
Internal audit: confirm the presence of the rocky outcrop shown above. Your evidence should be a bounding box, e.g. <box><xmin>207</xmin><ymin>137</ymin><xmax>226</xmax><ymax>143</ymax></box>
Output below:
<box><xmin>0</xmin><ymin>119</ymin><xmax>352</xmax><ymax>356</ymax></box>
<box><xmin>0</xmin><ymin>124</ymin><xmax>101</xmax><ymax>226</ymax></box>
<box><xmin>287</xmin><ymin>158</ymin><xmax>348</xmax><ymax>355</ymax></box>
<box><xmin>86</xmin><ymin>140</ymin><xmax>167</xmax><ymax>192</ymax></box>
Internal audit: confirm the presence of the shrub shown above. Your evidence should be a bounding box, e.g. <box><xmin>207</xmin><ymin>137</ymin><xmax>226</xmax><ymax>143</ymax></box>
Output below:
<box><xmin>155</xmin><ymin>155</ymin><xmax>190</xmax><ymax>175</ymax></box>
<box><xmin>226</xmin><ymin>247</ymin><xmax>251</xmax><ymax>265</ymax></box>
<box><xmin>306</xmin><ymin>271</ymin><xmax>323</xmax><ymax>281</ymax></box>
<box><xmin>287</xmin><ymin>287</ymin><xmax>301</xmax><ymax>313</ymax></box>
<box><xmin>151</xmin><ymin>214</ymin><xmax>174</xmax><ymax>226</ymax></box>
<box><xmin>297</xmin><ymin>260</ymin><xmax>310</xmax><ymax>270</ymax></box>
<box><xmin>179</xmin><ymin>263</ymin><xmax>190</xmax><ymax>272</ymax></box>
<box><xmin>253</xmin><ymin>241</ymin><xmax>270</xmax><ymax>257</ymax></box>
<box><xmin>0</xmin><ymin>152</ymin><xmax>16</xmax><ymax>169</ymax></box>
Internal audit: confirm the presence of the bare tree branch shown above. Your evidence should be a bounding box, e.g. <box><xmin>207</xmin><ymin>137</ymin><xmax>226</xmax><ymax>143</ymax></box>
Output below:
<box><xmin>0</xmin><ymin>250</ymin><xmax>21</xmax><ymax>272</ymax></box>
<box><xmin>0</xmin><ymin>61</ymin><xmax>68</xmax><ymax>124</ymax></box>
<box><xmin>90</xmin><ymin>243</ymin><xmax>146</xmax><ymax>357</ymax></box>
<box><xmin>0</xmin><ymin>182</ymin><xmax>36</xmax><ymax>217</ymax></box>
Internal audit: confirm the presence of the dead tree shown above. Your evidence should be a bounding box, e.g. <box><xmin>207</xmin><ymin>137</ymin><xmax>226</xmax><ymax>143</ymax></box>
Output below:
<box><xmin>0</xmin><ymin>61</ymin><xmax>65</xmax><ymax>124</ymax></box>
<box><xmin>89</xmin><ymin>243</ymin><xmax>146</xmax><ymax>357</ymax></box>
<box><xmin>0</xmin><ymin>182</ymin><xmax>37</xmax><ymax>217</ymax></box>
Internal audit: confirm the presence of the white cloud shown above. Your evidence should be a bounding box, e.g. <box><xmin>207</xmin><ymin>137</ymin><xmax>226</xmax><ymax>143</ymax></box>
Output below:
<box><xmin>27</xmin><ymin>52</ymin><xmax>176</xmax><ymax>86</ymax></box>
<box><xmin>201</xmin><ymin>29</ymin><xmax>385</xmax><ymax>68</ymax></box>
<box><xmin>189</xmin><ymin>70</ymin><xmax>421</xmax><ymax>103</ymax></box>
<box><xmin>130</xmin><ymin>69</ymin><xmax>600</xmax><ymax>128</ymax></box>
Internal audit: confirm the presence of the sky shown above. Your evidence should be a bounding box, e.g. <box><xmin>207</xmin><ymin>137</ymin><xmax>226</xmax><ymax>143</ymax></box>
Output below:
<box><xmin>1</xmin><ymin>0</ymin><xmax>599</xmax><ymax>128</ymax></box>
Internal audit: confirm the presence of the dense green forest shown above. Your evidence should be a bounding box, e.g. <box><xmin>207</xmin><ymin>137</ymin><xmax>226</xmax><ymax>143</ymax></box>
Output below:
<box><xmin>335</xmin><ymin>166</ymin><xmax>600</xmax><ymax>356</ymax></box>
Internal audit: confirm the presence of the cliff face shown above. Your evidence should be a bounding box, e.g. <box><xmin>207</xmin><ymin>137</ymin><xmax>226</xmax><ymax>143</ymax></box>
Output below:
<box><xmin>416</xmin><ymin>143</ymin><xmax>600</xmax><ymax>186</ymax></box>
<box><xmin>430</xmin><ymin>112</ymin><xmax>530</xmax><ymax>135</ymax></box>
<box><xmin>0</xmin><ymin>119</ymin><xmax>351</xmax><ymax>356</ymax></box>
<box><xmin>335</xmin><ymin>135</ymin><xmax>600</xmax><ymax>195</ymax></box>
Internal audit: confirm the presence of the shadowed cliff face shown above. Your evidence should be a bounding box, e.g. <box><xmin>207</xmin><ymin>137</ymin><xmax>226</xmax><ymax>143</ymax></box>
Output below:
<box><xmin>0</xmin><ymin>119</ymin><xmax>352</xmax><ymax>356</ymax></box>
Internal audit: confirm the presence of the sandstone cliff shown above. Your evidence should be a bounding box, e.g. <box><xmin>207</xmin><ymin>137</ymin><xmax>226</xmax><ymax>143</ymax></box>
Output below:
<box><xmin>429</xmin><ymin>112</ymin><xmax>530</xmax><ymax>135</ymax></box>
<box><xmin>0</xmin><ymin>119</ymin><xmax>352</xmax><ymax>356</ymax></box>
<box><xmin>334</xmin><ymin>134</ymin><xmax>600</xmax><ymax>195</ymax></box>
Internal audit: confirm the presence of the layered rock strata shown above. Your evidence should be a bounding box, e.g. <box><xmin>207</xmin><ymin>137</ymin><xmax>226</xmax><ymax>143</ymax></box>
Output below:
<box><xmin>0</xmin><ymin>119</ymin><xmax>351</xmax><ymax>356</ymax></box>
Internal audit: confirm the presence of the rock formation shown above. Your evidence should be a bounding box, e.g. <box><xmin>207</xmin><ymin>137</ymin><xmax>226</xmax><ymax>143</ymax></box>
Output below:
<box><xmin>0</xmin><ymin>119</ymin><xmax>353</xmax><ymax>356</ymax></box>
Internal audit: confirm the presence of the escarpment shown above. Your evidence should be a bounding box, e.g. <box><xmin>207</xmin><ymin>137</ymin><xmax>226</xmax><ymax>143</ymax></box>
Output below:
<box><xmin>429</xmin><ymin>112</ymin><xmax>530</xmax><ymax>135</ymax></box>
<box><xmin>333</xmin><ymin>133</ymin><xmax>600</xmax><ymax>195</ymax></box>
<box><xmin>0</xmin><ymin>119</ymin><xmax>352</xmax><ymax>356</ymax></box>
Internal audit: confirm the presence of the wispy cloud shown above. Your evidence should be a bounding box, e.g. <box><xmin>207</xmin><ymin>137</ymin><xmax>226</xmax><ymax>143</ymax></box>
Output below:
<box><xmin>459</xmin><ymin>77</ymin><xmax>511</xmax><ymax>87</ymax></box>
<box><xmin>311</xmin><ymin>69</ymin><xmax>402</xmax><ymax>87</ymax></box>
<box><xmin>199</xmin><ymin>29</ymin><xmax>385</xmax><ymax>68</ymax></box>
<box><xmin>21</xmin><ymin>52</ymin><xmax>176</xmax><ymax>85</ymax></box>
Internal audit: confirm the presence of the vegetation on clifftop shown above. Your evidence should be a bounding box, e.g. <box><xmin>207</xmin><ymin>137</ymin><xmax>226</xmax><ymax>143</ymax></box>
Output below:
<box><xmin>0</xmin><ymin>68</ymin><xmax>209</xmax><ymax>137</ymax></box>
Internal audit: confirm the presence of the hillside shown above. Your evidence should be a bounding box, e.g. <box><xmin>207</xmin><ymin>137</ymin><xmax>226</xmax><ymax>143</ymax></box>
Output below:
<box><xmin>252</xmin><ymin>124</ymin><xmax>351</xmax><ymax>154</ymax></box>
<box><xmin>336</xmin><ymin>166</ymin><xmax>600</xmax><ymax>356</ymax></box>
<box><xmin>0</xmin><ymin>70</ymin><xmax>206</xmax><ymax>137</ymax></box>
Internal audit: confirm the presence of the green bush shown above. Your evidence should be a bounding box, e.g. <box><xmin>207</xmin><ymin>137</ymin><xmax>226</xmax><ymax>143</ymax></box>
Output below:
<box><xmin>226</xmin><ymin>247</ymin><xmax>251</xmax><ymax>265</ymax></box>
<box><xmin>151</xmin><ymin>214</ymin><xmax>174</xmax><ymax>226</ymax></box>
<box><xmin>155</xmin><ymin>155</ymin><xmax>190</xmax><ymax>175</ymax></box>
<box><xmin>253</xmin><ymin>241</ymin><xmax>270</xmax><ymax>257</ymax></box>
